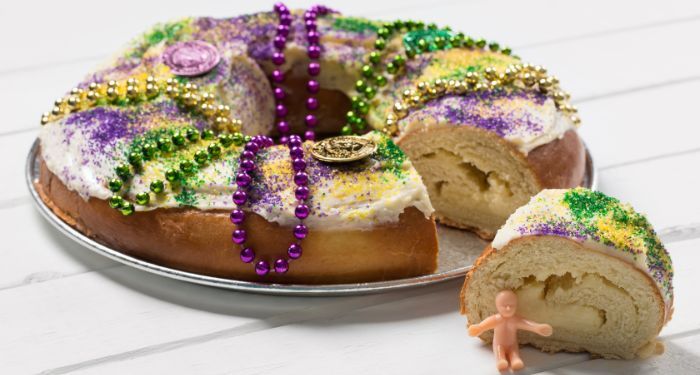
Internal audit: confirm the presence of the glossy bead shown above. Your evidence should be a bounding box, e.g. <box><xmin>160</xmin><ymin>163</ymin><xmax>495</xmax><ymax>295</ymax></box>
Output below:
<box><xmin>304</xmin><ymin>130</ymin><xmax>315</xmax><ymax>141</ymax></box>
<box><xmin>239</xmin><ymin>159</ymin><xmax>256</xmax><ymax>172</ymax></box>
<box><xmin>272</xmin><ymin>70</ymin><xmax>285</xmax><ymax>83</ymax></box>
<box><xmin>165</xmin><ymin>169</ymin><xmax>180</xmax><ymax>182</ymax></box>
<box><xmin>288</xmin><ymin>243</ymin><xmax>302</xmax><ymax>259</ymax></box>
<box><xmin>304</xmin><ymin>11</ymin><xmax>316</xmax><ymax>21</ymax></box>
<box><xmin>374</xmin><ymin>38</ymin><xmax>386</xmax><ymax>50</ymax></box>
<box><xmin>293</xmin><ymin>224</ymin><xmax>308</xmax><ymax>239</ymax></box>
<box><xmin>279</xmin><ymin>135</ymin><xmax>289</xmax><ymax>145</ymax></box>
<box><xmin>150</xmin><ymin>180</ymin><xmax>164</xmax><ymax>194</ymax></box>
<box><xmin>218</xmin><ymin>133</ymin><xmax>234</xmax><ymax>148</ymax></box>
<box><xmin>294</xmin><ymin>171</ymin><xmax>309</xmax><ymax>186</ymax></box>
<box><xmin>244</xmin><ymin>141</ymin><xmax>260</xmax><ymax>153</ymax></box>
<box><xmin>274</xmin><ymin>87</ymin><xmax>286</xmax><ymax>100</ymax></box>
<box><xmin>142</xmin><ymin>143</ymin><xmax>157</xmax><ymax>159</ymax></box>
<box><xmin>185</xmin><ymin>128</ymin><xmax>200</xmax><ymax>142</ymax></box>
<box><xmin>172</xmin><ymin>132</ymin><xmax>186</xmax><ymax>146</ymax></box>
<box><xmin>208</xmin><ymin>143</ymin><xmax>222</xmax><ymax>158</ymax></box>
<box><xmin>115</xmin><ymin>164</ymin><xmax>131</xmax><ymax>180</ymax></box>
<box><xmin>305</xmin><ymin>114</ymin><xmax>318</xmax><ymax>127</ymax></box>
<box><xmin>240</xmin><ymin>248</ymin><xmax>255</xmax><ymax>263</ymax></box>
<box><xmin>236</xmin><ymin>172</ymin><xmax>252</xmax><ymax>187</ymax></box>
<box><xmin>194</xmin><ymin>150</ymin><xmax>208</xmax><ymax>165</ymax></box>
<box><xmin>292</xmin><ymin>158</ymin><xmax>306</xmax><ymax>171</ymax></box>
<box><xmin>108</xmin><ymin>195</ymin><xmax>124</xmax><ymax>209</ymax></box>
<box><xmin>277</xmin><ymin>120</ymin><xmax>290</xmax><ymax>133</ymax></box>
<box><xmin>201</xmin><ymin>129</ymin><xmax>215</xmax><ymax>140</ymax></box>
<box><xmin>273</xmin><ymin>35</ymin><xmax>286</xmax><ymax>49</ymax></box>
<box><xmin>275</xmin><ymin>104</ymin><xmax>288</xmax><ymax>117</ymax></box>
<box><xmin>128</xmin><ymin>152</ymin><xmax>142</xmax><ymax>166</ymax></box>
<box><xmin>276</xmin><ymin>24</ymin><xmax>290</xmax><ymax>37</ymax></box>
<box><xmin>108</xmin><ymin>178</ymin><xmax>123</xmax><ymax>192</ymax></box>
<box><xmin>305</xmin><ymin>20</ymin><xmax>317</xmax><ymax>31</ymax></box>
<box><xmin>280</xmin><ymin>13</ymin><xmax>292</xmax><ymax>26</ymax></box>
<box><xmin>232</xmin><ymin>190</ymin><xmax>247</xmax><ymax>205</ymax></box>
<box><xmin>308</xmin><ymin>62</ymin><xmax>321</xmax><ymax>76</ymax></box>
<box><xmin>295</xmin><ymin>186</ymin><xmax>310</xmax><ymax>200</ymax></box>
<box><xmin>135</xmin><ymin>192</ymin><xmax>150</xmax><ymax>205</ymax></box>
<box><xmin>241</xmin><ymin>150</ymin><xmax>255</xmax><ymax>160</ymax></box>
<box><xmin>180</xmin><ymin>160</ymin><xmax>195</xmax><ymax>174</ymax></box>
<box><xmin>302</xmin><ymin>78</ymin><xmax>320</xmax><ymax>96</ymax></box>
<box><xmin>157</xmin><ymin>137</ymin><xmax>173</xmax><ymax>152</ymax></box>
<box><xmin>295</xmin><ymin>204</ymin><xmax>310</xmax><ymax>219</ymax></box>
<box><xmin>255</xmin><ymin>260</ymin><xmax>270</xmax><ymax>276</ymax></box>
<box><xmin>260</xmin><ymin>136</ymin><xmax>273</xmax><ymax>147</ymax></box>
<box><xmin>272</xmin><ymin>52</ymin><xmax>285</xmax><ymax>65</ymax></box>
<box><xmin>356</xmin><ymin>100</ymin><xmax>369</xmax><ymax>115</ymax></box>
<box><xmin>230</xmin><ymin>209</ymin><xmax>245</xmax><ymax>224</ymax></box>
<box><xmin>120</xmin><ymin>202</ymin><xmax>135</xmax><ymax>216</ymax></box>
<box><xmin>273</xmin><ymin>2</ymin><xmax>286</xmax><ymax>13</ymax></box>
<box><xmin>306</xmin><ymin>97</ymin><xmax>318</xmax><ymax>110</ymax></box>
<box><xmin>274</xmin><ymin>258</ymin><xmax>289</xmax><ymax>273</ymax></box>
<box><xmin>289</xmin><ymin>146</ymin><xmax>304</xmax><ymax>159</ymax></box>
<box><xmin>232</xmin><ymin>229</ymin><xmax>246</xmax><ymax>244</ymax></box>
<box><xmin>308</xmin><ymin>45</ymin><xmax>321</xmax><ymax>59</ymax></box>
<box><xmin>288</xmin><ymin>137</ymin><xmax>302</xmax><ymax>147</ymax></box>
<box><xmin>307</xmin><ymin>31</ymin><xmax>320</xmax><ymax>44</ymax></box>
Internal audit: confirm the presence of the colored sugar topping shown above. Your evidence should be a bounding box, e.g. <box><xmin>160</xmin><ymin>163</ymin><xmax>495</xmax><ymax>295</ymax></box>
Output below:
<box><xmin>37</xmin><ymin>9</ymin><xmax>581</xmax><ymax>232</ymax></box>
<box><xmin>331</xmin><ymin>16</ymin><xmax>381</xmax><ymax>34</ymax></box>
<box><xmin>396</xmin><ymin>90</ymin><xmax>573</xmax><ymax>154</ymax></box>
<box><xmin>492</xmin><ymin>188</ymin><xmax>673</xmax><ymax>305</ymax></box>
<box><xmin>40</xmin><ymin>107</ymin><xmax>433</xmax><ymax>229</ymax></box>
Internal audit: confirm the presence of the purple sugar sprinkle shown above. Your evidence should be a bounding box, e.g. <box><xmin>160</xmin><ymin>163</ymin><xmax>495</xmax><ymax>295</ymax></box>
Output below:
<box><xmin>64</xmin><ymin>107</ymin><xmax>137</xmax><ymax>152</ymax></box>
<box><xmin>404</xmin><ymin>91</ymin><xmax>547</xmax><ymax>138</ymax></box>
<box><xmin>517</xmin><ymin>221</ymin><xmax>598</xmax><ymax>244</ymax></box>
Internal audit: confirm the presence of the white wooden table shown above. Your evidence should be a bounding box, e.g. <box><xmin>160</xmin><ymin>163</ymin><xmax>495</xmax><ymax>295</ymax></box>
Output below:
<box><xmin>2</xmin><ymin>0</ymin><xmax>699</xmax><ymax>373</ymax></box>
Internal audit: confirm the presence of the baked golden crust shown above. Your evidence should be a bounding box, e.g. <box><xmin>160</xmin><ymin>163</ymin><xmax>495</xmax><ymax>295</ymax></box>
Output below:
<box><xmin>527</xmin><ymin>130</ymin><xmax>586</xmax><ymax>189</ymax></box>
<box><xmin>36</xmin><ymin>159</ymin><xmax>438</xmax><ymax>284</ymax></box>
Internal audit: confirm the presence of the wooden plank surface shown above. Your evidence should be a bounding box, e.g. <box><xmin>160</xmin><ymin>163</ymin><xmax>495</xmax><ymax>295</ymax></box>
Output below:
<box><xmin>1</xmin><ymin>0</ymin><xmax>699</xmax><ymax>374</ymax></box>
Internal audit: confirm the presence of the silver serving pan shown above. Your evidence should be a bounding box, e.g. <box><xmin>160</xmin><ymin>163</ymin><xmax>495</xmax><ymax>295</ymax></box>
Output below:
<box><xmin>26</xmin><ymin>139</ymin><xmax>597</xmax><ymax>296</ymax></box>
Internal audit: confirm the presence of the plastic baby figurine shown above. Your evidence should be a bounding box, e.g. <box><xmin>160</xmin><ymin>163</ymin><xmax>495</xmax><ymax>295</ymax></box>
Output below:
<box><xmin>468</xmin><ymin>290</ymin><xmax>553</xmax><ymax>372</ymax></box>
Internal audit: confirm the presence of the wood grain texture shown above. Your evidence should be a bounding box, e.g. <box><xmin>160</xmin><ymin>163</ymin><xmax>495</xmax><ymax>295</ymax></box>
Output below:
<box><xmin>1</xmin><ymin>0</ymin><xmax>700</xmax><ymax>374</ymax></box>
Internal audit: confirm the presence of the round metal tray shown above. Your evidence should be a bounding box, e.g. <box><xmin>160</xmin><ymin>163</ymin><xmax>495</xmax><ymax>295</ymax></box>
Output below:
<box><xmin>26</xmin><ymin>140</ymin><xmax>597</xmax><ymax>296</ymax></box>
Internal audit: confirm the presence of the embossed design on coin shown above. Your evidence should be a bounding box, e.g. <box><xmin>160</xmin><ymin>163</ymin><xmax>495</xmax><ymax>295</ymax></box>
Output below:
<box><xmin>310</xmin><ymin>136</ymin><xmax>377</xmax><ymax>163</ymax></box>
<box><xmin>162</xmin><ymin>41</ymin><xmax>221</xmax><ymax>77</ymax></box>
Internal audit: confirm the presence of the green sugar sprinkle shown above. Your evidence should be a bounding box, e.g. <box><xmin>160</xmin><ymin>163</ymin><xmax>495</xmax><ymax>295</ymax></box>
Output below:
<box><xmin>332</xmin><ymin>17</ymin><xmax>381</xmax><ymax>33</ymax></box>
<box><xmin>403</xmin><ymin>28</ymin><xmax>453</xmax><ymax>52</ymax></box>
<box><xmin>128</xmin><ymin>18</ymin><xmax>192</xmax><ymax>58</ymax></box>
<box><xmin>563</xmin><ymin>188</ymin><xmax>665</xmax><ymax>260</ymax></box>
<box><xmin>174</xmin><ymin>187</ymin><xmax>198</xmax><ymax>207</ymax></box>
<box><xmin>374</xmin><ymin>132</ymin><xmax>406</xmax><ymax>178</ymax></box>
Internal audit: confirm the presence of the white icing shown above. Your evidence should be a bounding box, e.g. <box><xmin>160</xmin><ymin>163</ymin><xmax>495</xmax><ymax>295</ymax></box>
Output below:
<box><xmin>397</xmin><ymin>96</ymin><xmax>577</xmax><ymax>155</ymax></box>
<box><xmin>40</xmin><ymin>124</ymin><xmax>433</xmax><ymax>231</ymax></box>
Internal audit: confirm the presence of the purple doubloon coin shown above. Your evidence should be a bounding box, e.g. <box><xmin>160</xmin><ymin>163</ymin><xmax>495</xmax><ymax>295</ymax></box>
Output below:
<box><xmin>162</xmin><ymin>40</ymin><xmax>221</xmax><ymax>77</ymax></box>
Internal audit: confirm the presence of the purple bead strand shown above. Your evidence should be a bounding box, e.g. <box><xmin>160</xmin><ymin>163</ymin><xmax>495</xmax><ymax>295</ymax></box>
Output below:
<box><xmin>272</xmin><ymin>4</ymin><xmax>292</xmax><ymax>145</ymax></box>
<box><xmin>230</xmin><ymin>134</ymin><xmax>310</xmax><ymax>276</ymax></box>
<box><xmin>230</xmin><ymin>3</ymin><xmax>332</xmax><ymax>277</ymax></box>
<box><xmin>302</xmin><ymin>5</ymin><xmax>331</xmax><ymax>141</ymax></box>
